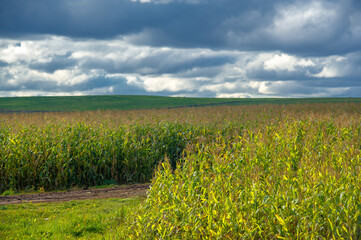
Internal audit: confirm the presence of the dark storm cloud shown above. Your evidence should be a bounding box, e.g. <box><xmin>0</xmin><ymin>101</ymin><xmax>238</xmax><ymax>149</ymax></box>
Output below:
<box><xmin>29</xmin><ymin>52</ymin><xmax>77</xmax><ymax>73</ymax></box>
<box><xmin>0</xmin><ymin>0</ymin><xmax>199</xmax><ymax>38</ymax></box>
<box><xmin>81</xmin><ymin>53</ymin><xmax>235</xmax><ymax>75</ymax></box>
<box><xmin>309</xmin><ymin>78</ymin><xmax>361</xmax><ymax>88</ymax></box>
<box><xmin>0</xmin><ymin>60</ymin><xmax>8</xmax><ymax>67</ymax></box>
<box><xmin>1</xmin><ymin>0</ymin><xmax>360</xmax><ymax>56</ymax></box>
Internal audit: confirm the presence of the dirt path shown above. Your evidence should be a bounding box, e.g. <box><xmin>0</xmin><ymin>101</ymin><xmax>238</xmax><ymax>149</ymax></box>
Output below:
<box><xmin>0</xmin><ymin>183</ymin><xmax>150</xmax><ymax>205</ymax></box>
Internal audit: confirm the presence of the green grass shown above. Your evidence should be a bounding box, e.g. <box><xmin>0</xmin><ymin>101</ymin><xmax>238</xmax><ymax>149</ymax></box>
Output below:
<box><xmin>0</xmin><ymin>197</ymin><xmax>144</xmax><ymax>240</ymax></box>
<box><xmin>0</xmin><ymin>95</ymin><xmax>360</xmax><ymax>112</ymax></box>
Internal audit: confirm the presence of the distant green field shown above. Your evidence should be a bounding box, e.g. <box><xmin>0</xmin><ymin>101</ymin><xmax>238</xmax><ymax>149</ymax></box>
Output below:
<box><xmin>0</xmin><ymin>95</ymin><xmax>360</xmax><ymax>112</ymax></box>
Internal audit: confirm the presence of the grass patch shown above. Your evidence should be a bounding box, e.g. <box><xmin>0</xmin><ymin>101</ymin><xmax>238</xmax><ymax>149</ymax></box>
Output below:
<box><xmin>0</xmin><ymin>197</ymin><xmax>143</xmax><ymax>239</ymax></box>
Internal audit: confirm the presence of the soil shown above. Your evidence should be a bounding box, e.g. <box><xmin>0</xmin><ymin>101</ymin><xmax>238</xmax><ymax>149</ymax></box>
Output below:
<box><xmin>0</xmin><ymin>183</ymin><xmax>150</xmax><ymax>205</ymax></box>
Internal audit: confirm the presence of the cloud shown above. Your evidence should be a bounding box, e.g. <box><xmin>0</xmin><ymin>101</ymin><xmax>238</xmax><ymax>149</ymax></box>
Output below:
<box><xmin>263</xmin><ymin>54</ymin><xmax>315</xmax><ymax>72</ymax></box>
<box><xmin>77</xmin><ymin>44</ymin><xmax>236</xmax><ymax>75</ymax></box>
<box><xmin>225</xmin><ymin>0</ymin><xmax>361</xmax><ymax>55</ymax></box>
<box><xmin>0</xmin><ymin>37</ymin><xmax>236</xmax><ymax>96</ymax></box>
<box><xmin>270</xmin><ymin>1</ymin><xmax>342</xmax><ymax>45</ymax></box>
<box><xmin>1</xmin><ymin>0</ymin><xmax>360</xmax><ymax>56</ymax></box>
<box><xmin>0</xmin><ymin>60</ymin><xmax>7</xmax><ymax>67</ymax></box>
<box><xmin>310</xmin><ymin>53</ymin><xmax>361</xmax><ymax>79</ymax></box>
<box><xmin>247</xmin><ymin>80</ymin><xmax>351</xmax><ymax>97</ymax></box>
<box><xmin>1</xmin><ymin>35</ymin><xmax>361</xmax><ymax>97</ymax></box>
<box><xmin>130</xmin><ymin>0</ymin><xmax>204</xmax><ymax>3</ymax></box>
<box><xmin>0</xmin><ymin>0</ymin><xmax>361</xmax><ymax>98</ymax></box>
<box><xmin>28</xmin><ymin>53</ymin><xmax>76</xmax><ymax>73</ymax></box>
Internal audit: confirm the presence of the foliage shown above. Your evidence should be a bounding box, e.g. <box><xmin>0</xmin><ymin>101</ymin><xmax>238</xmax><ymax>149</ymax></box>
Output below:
<box><xmin>0</xmin><ymin>122</ymin><xmax>195</xmax><ymax>192</ymax></box>
<box><xmin>1</xmin><ymin>102</ymin><xmax>361</xmax><ymax>239</ymax></box>
<box><xmin>117</xmin><ymin>105</ymin><xmax>361</xmax><ymax>239</ymax></box>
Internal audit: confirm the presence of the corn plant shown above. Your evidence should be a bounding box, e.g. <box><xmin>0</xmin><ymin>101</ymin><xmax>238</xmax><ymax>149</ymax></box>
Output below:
<box><xmin>120</xmin><ymin>117</ymin><xmax>361</xmax><ymax>239</ymax></box>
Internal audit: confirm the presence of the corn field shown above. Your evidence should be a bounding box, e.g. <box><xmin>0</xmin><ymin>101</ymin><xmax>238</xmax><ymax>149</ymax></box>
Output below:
<box><xmin>0</xmin><ymin>105</ymin><xmax>247</xmax><ymax>192</ymax></box>
<box><xmin>0</xmin><ymin>121</ymin><xmax>197</xmax><ymax>192</ymax></box>
<box><xmin>1</xmin><ymin>103</ymin><xmax>361</xmax><ymax>239</ymax></box>
<box><xmin>124</xmin><ymin>117</ymin><xmax>361</xmax><ymax>239</ymax></box>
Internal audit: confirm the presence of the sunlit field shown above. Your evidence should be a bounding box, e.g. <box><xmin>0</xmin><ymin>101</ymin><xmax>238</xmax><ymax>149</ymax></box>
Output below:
<box><xmin>1</xmin><ymin>102</ymin><xmax>360</xmax><ymax>239</ymax></box>
<box><xmin>0</xmin><ymin>197</ymin><xmax>144</xmax><ymax>239</ymax></box>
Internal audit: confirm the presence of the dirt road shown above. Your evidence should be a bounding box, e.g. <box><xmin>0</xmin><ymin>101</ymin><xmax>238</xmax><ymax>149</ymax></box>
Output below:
<box><xmin>0</xmin><ymin>183</ymin><xmax>150</xmax><ymax>205</ymax></box>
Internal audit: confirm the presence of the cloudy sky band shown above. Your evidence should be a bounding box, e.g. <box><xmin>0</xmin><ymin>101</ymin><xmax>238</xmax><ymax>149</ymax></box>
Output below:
<box><xmin>0</xmin><ymin>0</ymin><xmax>360</xmax><ymax>97</ymax></box>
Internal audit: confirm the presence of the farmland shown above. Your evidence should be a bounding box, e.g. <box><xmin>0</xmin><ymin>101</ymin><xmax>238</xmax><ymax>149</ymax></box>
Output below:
<box><xmin>0</xmin><ymin>95</ymin><xmax>243</xmax><ymax>112</ymax></box>
<box><xmin>0</xmin><ymin>95</ymin><xmax>360</xmax><ymax>112</ymax></box>
<box><xmin>1</xmin><ymin>100</ymin><xmax>361</xmax><ymax>239</ymax></box>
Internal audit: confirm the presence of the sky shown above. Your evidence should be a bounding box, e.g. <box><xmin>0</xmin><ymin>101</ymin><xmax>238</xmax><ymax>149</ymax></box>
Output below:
<box><xmin>0</xmin><ymin>0</ymin><xmax>360</xmax><ymax>98</ymax></box>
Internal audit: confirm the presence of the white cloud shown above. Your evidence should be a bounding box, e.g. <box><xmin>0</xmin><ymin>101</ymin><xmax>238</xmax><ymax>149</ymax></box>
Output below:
<box><xmin>0</xmin><ymin>86</ymin><xmax>114</xmax><ymax>97</ymax></box>
<box><xmin>0</xmin><ymin>35</ymin><xmax>360</xmax><ymax>98</ymax></box>
<box><xmin>264</xmin><ymin>53</ymin><xmax>314</xmax><ymax>72</ymax></box>
<box><xmin>216</xmin><ymin>93</ymin><xmax>251</xmax><ymax>98</ymax></box>
<box><xmin>312</xmin><ymin>67</ymin><xmax>341</xmax><ymax>78</ymax></box>
<box><xmin>248</xmin><ymin>81</ymin><xmax>277</xmax><ymax>95</ymax></box>
<box><xmin>142</xmin><ymin>75</ymin><xmax>197</xmax><ymax>92</ymax></box>
<box><xmin>0</xmin><ymin>36</ymin><xmax>73</xmax><ymax>64</ymax></box>
<box><xmin>310</xmin><ymin>54</ymin><xmax>361</xmax><ymax>78</ymax></box>
<box><xmin>200</xmin><ymin>82</ymin><xmax>238</xmax><ymax>92</ymax></box>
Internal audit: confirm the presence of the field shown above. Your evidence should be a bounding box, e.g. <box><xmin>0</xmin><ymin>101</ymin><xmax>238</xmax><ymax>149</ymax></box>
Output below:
<box><xmin>0</xmin><ymin>95</ymin><xmax>360</xmax><ymax>112</ymax></box>
<box><xmin>1</xmin><ymin>100</ymin><xmax>361</xmax><ymax>239</ymax></box>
